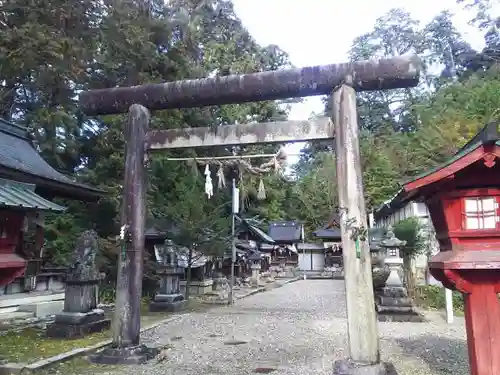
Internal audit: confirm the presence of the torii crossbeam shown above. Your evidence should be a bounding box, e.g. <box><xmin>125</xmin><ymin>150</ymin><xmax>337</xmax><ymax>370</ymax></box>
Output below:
<box><xmin>80</xmin><ymin>55</ymin><xmax>420</xmax><ymax>116</ymax></box>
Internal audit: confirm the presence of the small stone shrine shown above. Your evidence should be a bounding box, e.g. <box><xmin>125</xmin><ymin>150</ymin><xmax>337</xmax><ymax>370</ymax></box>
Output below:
<box><xmin>376</xmin><ymin>226</ymin><xmax>424</xmax><ymax>322</ymax></box>
<box><xmin>46</xmin><ymin>230</ymin><xmax>110</xmax><ymax>338</ymax></box>
<box><xmin>149</xmin><ymin>239</ymin><xmax>186</xmax><ymax>312</ymax></box>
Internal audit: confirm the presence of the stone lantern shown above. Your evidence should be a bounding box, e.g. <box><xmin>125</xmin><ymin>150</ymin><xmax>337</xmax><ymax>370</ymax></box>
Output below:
<box><xmin>376</xmin><ymin>226</ymin><xmax>423</xmax><ymax>322</ymax></box>
<box><xmin>380</xmin><ymin>226</ymin><xmax>406</xmax><ymax>288</ymax></box>
<box><xmin>149</xmin><ymin>239</ymin><xmax>186</xmax><ymax>312</ymax></box>
<box><xmin>248</xmin><ymin>251</ymin><xmax>261</xmax><ymax>287</ymax></box>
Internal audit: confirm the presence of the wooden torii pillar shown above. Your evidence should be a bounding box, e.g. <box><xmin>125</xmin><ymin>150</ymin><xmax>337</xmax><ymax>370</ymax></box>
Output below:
<box><xmin>80</xmin><ymin>55</ymin><xmax>421</xmax><ymax>372</ymax></box>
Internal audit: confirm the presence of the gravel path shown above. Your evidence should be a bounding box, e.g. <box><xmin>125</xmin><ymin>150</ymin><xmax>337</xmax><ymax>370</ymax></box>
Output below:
<box><xmin>95</xmin><ymin>280</ymin><xmax>469</xmax><ymax>375</ymax></box>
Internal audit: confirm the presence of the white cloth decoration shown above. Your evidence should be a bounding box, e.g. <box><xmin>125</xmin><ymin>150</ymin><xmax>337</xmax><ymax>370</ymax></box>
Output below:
<box><xmin>204</xmin><ymin>164</ymin><xmax>213</xmax><ymax>199</ymax></box>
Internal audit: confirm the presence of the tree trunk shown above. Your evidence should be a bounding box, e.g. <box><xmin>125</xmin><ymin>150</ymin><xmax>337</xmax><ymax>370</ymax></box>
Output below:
<box><xmin>185</xmin><ymin>248</ymin><xmax>193</xmax><ymax>300</ymax></box>
<box><xmin>403</xmin><ymin>255</ymin><xmax>416</xmax><ymax>299</ymax></box>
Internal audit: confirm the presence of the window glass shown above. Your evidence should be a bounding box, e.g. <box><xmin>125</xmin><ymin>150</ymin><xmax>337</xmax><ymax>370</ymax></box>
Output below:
<box><xmin>464</xmin><ymin>197</ymin><xmax>498</xmax><ymax>230</ymax></box>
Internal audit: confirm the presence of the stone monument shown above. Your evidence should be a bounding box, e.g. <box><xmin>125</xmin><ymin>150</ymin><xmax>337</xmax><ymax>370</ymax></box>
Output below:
<box><xmin>46</xmin><ymin>230</ymin><xmax>111</xmax><ymax>338</ymax></box>
<box><xmin>248</xmin><ymin>251</ymin><xmax>261</xmax><ymax>287</ymax></box>
<box><xmin>376</xmin><ymin>226</ymin><xmax>424</xmax><ymax>322</ymax></box>
<box><xmin>149</xmin><ymin>239</ymin><xmax>186</xmax><ymax>312</ymax></box>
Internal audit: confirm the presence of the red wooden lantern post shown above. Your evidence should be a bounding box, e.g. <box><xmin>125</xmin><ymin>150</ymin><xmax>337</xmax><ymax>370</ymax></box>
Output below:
<box><xmin>401</xmin><ymin>122</ymin><xmax>500</xmax><ymax>375</ymax></box>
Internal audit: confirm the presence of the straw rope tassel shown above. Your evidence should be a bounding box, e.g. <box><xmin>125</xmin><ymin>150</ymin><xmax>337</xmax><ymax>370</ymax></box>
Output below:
<box><xmin>216</xmin><ymin>163</ymin><xmax>226</xmax><ymax>189</ymax></box>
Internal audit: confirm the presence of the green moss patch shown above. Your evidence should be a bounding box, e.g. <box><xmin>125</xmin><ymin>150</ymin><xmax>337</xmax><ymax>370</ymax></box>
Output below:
<box><xmin>37</xmin><ymin>356</ymin><xmax>121</xmax><ymax>375</ymax></box>
<box><xmin>0</xmin><ymin>328</ymin><xmax>111</xmax><ymax>364</ymax></box>
<box><xmin>0</xmin><ymin>298</ymin><xmax>208</xmax><ymax>367</ymax></box>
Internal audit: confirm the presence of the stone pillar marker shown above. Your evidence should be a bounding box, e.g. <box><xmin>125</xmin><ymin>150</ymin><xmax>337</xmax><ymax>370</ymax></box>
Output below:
<box><xmin>376</xmin><ymin>226</ymin><xmax>423</xmax><ymax>322</ymax></box>
<box><xmin>248</xmin><ymin>251</ymin><xmax>261</xmax><ymax>288</ymax></box>
<box><xmin>46</xmin><ymin>230</ymin><xmax>110</xmax><ymax>338</ymax></box>
<box><xmin>149</xmin><ymin>239</ymin><xmax>186</xmax><ymax>312</ymax></box>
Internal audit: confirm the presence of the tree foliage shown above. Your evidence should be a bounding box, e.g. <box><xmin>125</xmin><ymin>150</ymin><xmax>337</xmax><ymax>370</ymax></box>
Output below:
<box><xmin>294</xmin><ymin>4</ymin><xmax>500</xmax><ymax>223</ymax></box>
<box><xmin>0</xmin><ymin>0</ymin><xmax>291</xmax><ymax>271</ymax></box>
<box><xmin>394</xmin><ymin>218</ymin><xmax>426</xmax><ymax>259</ymax></box>
<box><xmin>2</xmin><ymin>0</ymin><xmax>500</xmax><ymax>282</ymax></box>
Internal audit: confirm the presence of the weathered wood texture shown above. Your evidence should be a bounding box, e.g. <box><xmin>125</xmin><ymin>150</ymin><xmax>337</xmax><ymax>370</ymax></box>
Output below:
<box><xmin>113</xmin><ymin>104</ymin><xmax>149</xmax><ymax>348</ymax></box>
<box><xmin>146</xmin><ymin>117</ymin><xmax>334</xmax><ymax>150</ymax></box>
<box><xmin>332</xmin><ymin>84</ymin><xmax>380</xmax><ymax>364</ymax></box>
<box><xmin>80</xmin><ymin>55</ymin><xmax>421</xmax><ymax>116</ymax></box>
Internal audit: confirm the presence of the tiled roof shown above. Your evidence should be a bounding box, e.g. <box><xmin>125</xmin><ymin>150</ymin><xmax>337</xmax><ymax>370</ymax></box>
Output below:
<box><xmin>268</xmin><ymin>221</ymin><xmax>303</xmax><ymax>243</ymax></box>
<box><xmin>238</xmin><ymin>217</ymin><xmax>275</xmax><ymax>244</ymax></box>
<box><xmin>0</xmin><ymin>179</ymin><xmax>66</xmax><ymax>212</ymax></box>
<box><xmin>0</xmin><ymin>119</ymin><xmax>104</xmax><ymax>199</ymax></box>
<box><xmin>313</xmin><ymin>228</ymin><xmax>341</xmax><ymax>239</ymax></box>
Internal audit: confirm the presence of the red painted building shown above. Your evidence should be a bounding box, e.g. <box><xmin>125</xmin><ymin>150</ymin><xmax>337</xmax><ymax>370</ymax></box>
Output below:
<box><xmin>398</xmin><ymin>122</ymin><xmax>500</xmax><ymax>375</ymax></box>
<box><xmin>0</xmin><ymin>119</ymin><xmax>103</xmax><ymax>292</ymax></box>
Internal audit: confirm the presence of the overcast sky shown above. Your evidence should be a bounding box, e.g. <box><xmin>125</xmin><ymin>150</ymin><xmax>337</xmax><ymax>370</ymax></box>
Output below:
<box><xmin>231</xmin><ymin>0</ymin><xmax>495</xmax><ymax>163</ymax></box>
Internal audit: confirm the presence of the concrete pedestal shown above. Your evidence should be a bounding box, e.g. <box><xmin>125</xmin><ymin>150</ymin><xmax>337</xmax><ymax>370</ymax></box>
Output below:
<box><xmin>46</xmin><ymin>308</ymin><xmax>111</xmax><ymax>338</ymax></box>
<box><xmin>149</xmin><ymin>293</ymin><xmax>186</xmax><ymax>312</ymax></box>
<box><xmin>376</xmin><ymin>286</ymin><xmax>424</xmax><ymax>322</ymax></box>
<box><xmin>149</xmin><ymin>267</ymin><xmax>186</xmax><ymax>312</ymax></box>
<box><xmin>180</xmin><ymin>279</ymin><xmax>213</xmax><ymax>295</ymax></box>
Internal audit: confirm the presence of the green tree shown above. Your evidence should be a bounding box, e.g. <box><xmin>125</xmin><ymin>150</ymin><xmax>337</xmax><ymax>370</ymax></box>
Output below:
<box><xmin>394</xmin><ymin>217</ymin><xmax>426</xmax><ymax>297</ymax></box>
<box><xmin>160</xmin><ymin>173</ymin><xmax>230</xmax><ymax>300</ymax></box>
<box><xmin>290</xmin><ymin>152</ymin><xmax>337</xmax><ymax>237</ymax></box>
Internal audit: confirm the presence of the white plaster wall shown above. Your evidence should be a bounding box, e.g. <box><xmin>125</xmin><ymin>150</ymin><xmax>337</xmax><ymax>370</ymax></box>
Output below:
<box><xmin>298</xmin><ymin>253</ymin><xmax>311</xmax><ymax>271</ymax></box>
<box><xmin>374</xmin><ymin>200</ymin><xmax>440</xmax><ymax>284</ymax></box>
<box><xmin>311</xmin><ymin>253</ymin><xmax>325</xmax><ymax>271</ymax></box>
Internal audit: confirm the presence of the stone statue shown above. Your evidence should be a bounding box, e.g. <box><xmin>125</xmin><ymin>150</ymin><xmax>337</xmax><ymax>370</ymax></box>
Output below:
<box><xmin>46</xmin><ymin>230</ymin><xmax>111</xmax><ymax>338</ymax></box>
<box><xmin>154</xmin><ymin>239</ymin><xmax>177</xmax><ymax>267</ymax></box>
<box><xmin>67</xmin><ymin>230</ymin><xmax>100</xmax><ymax>282</ymax></box>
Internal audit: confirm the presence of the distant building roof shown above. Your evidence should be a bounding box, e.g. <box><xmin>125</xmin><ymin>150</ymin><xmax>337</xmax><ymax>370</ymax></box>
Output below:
<box><xmin>297</xmin><ymin>243</ymin><xmax>324</xmax><ymax>251</ymax></box>
<box><xmin>268</xmin><ymin>221</ymin><xmax>303</xmax><ymax>243</ymax></box>
<box><xmin>313</xmin><ymin>223</ymin><xmax>385</xmax><ymax>251</ymax></box>
<box><xmin>239</xmin><ymin>218</ymin><xmax>275</xmax><ymax>244</ymax></box>
<box><xmin>145</xmin><ymin>218</ymin><xmax>180</xmax><ymax>240</ymax></box>
<box><xmin>313</xmin><ymin>228</ymin><xmax>341</xmax><ymax>240</ymax></box>
<box><xmin>0</xmin><ymin>119</ymin><xmax>104</xmax><ymax>201</ymax></box>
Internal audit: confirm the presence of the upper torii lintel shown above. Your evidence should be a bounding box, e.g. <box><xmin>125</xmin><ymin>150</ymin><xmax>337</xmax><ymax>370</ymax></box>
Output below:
<box><xmin>79</xmin><ymin>54</ymin><xmax>422</xmax><ymax>116</ymax></box>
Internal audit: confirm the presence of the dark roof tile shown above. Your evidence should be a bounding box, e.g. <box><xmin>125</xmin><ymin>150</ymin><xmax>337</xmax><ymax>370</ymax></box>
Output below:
<box><xmin>268</xmin><ymin>221</ymin><xmax>303</xmax><ymax>243</ymax></box>
<box><xmin>0</xmin><ymin>119</ymin><xmax>103</xmax><ymax>199</ymax></box>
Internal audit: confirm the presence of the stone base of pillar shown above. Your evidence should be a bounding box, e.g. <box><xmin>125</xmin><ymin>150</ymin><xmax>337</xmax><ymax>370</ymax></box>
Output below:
<box><xmin>89</xmin><ymin>344</ymin><xmax>159</xmax><ymax>365</ymax></box>
<box><xmin>149</xmin><ymin>293</ymin><xmax>186</xmax><ymax>312</ymax></box>
<box><xmin>46</xmin><ymin>309</ymin><xmax>110</xmax><ymax>339</ymax></box>
<box><xmin>376</xmin><ymin>286</ymin><xmax>425</xmax><ymax>322</ymax></box>
<box><xmin>333</xmin><ymin>359</ymin><xmax>397</xmax><ymax>375</ymax></box>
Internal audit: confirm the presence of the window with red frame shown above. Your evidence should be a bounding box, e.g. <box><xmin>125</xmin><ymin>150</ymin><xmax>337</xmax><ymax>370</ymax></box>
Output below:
<box><xmin>463</xmin><ymin>197</ymin><xmax>499</xmax><ymax>230</ymax></box>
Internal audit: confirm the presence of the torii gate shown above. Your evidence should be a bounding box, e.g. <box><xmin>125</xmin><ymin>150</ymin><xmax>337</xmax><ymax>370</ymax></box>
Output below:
<box><xmin>80</xmin><ymin>55</ymin><xmax>421</xmax><ymax>373</ymax></box>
